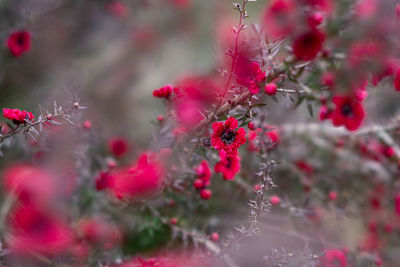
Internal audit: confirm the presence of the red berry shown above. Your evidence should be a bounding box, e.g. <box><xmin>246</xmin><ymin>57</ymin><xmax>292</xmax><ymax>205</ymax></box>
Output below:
<box><xmin>83</xmin><ymin>120</ymin><xmax>92</xmax><ymax>130</ymax></box>
<box><xmin>210</xmin><ymin>232</ymin><xmax>219</xmax><ymax>242</ymax></box>
<box><xmin>170</xmin><ymin>218</ymin><xmax>178</xmax><ymax>225</ymax></box>
<box><xmin>248</xmin><ymin>121</ymin><xmax>257</xmax><ymax>131</ymax></box>
<box><xmin>157</xmin><ymin>115</ymin><xmax>164</xmax><ymax>123</ymax></box>
<box><xmin>200</xmin><ymin>189</ymin><xmax>212</xmax><ymax>200</ymax></box>
<box><xmin>270</xmin><ymin>195</ymin><xmax>280</xmax><ymax>206</ymax></box>
<box><xmin>193</xmin><ymin>179</ymin><xmax>205</xmax><ymax>190</ymax></box>
<box><xmin>329</xmin><ymin>191</ymin><xmax>337</xmax><ymax>201</ymax></box>
<box><xmin>264</xmin><ymin>83</ymin><xmax>277</xmax><ymax>95</ymax></box>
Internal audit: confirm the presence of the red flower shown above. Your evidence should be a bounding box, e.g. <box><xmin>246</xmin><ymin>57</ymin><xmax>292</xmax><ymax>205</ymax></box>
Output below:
<box><xmin>7</xmin><ymin>203</ymin><xmax>73</xmax><ymax>256</ymax></box>
<box><xmin>214</xmin><ymin>151</ymin><xmax>241</xmax><ymax>180</ymax></box>
<box><xmin>7</xmin><ymin>31</ymin><xmax>31</xmax><ymax>57</ymax></box>
<box><xmin>195</xmin><ymin>160</ymin><xmax>211</xmax><ymax>186</ymax></box>
<box><xmin>331</xmin><ymin>96</ymin><xmax>365</xmax><ymax>131</ymax></box>
<box><xmin>211</xmin><ymin>117</ymin><xmax>246</xmax><ymax>155</ymax></box>
<box><xmin>3</xmin><ymin>108</ymin><xmax>34</xmax><ymax>124</ymax></box>
<box><xmin>394</xmin><ymin>69</ymin><xmax>400</xmax><ymax>91</ymax></box>
<box><xmin>107</xmin><ymin>152</ymin><xmax>164</xmax><ymax>201</ymax></box>
<box><xmin>321</xmin><ymin>249</ymin><xmax>347</xmax><ymax>267</ymax></box>
<box><xmin>153</xmin><ymin>85</ymin><xmax>173</xmax><ymax>99</ymax></box>
<box><xmin>235</xmin><ymin>57</ymin><xmax>266</xmax><ymax>95</ymax></box>
<box><xmin>95</xmin><ymin>171</ymin><xmax>111</xmax><ymax>191</ymax></box>
<box><xmin>108</xmin><ymin>137</ymin><xmax>130</xmax><ymax>157</ymax></box>
<box><xmin>293</xmin><ymin>29</ymin><xmax>325</xmax><ymax>60</ymax></box>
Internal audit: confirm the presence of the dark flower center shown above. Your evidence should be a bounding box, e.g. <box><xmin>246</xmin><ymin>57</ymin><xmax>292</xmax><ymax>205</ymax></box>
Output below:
<box><xmin>341</xmin><ymin>103</ymin><xmax>353</xmax><ymax>117</ymax></box>
<box><xmin>221</xmin><ymin>129</ymin><xmax>236</xmax><ymax>144</ymax></box>
<box><xmin>16</xmin><ymin>35</ymin><xmax>26</xmax><ymax>46</ymax></box>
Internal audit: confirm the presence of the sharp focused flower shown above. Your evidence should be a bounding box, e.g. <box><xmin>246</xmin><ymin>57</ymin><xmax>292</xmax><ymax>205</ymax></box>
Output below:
<box><xmin>7</xmin><ymin>31</ymin><xmax>31</xmax><ymax>57</ymax></box>
<box><xmin>331</xmin><ymin>95</ymin><xmax>365</xmax><ymax>131</ymax></box>
<box><xmin>107</xmin><ymin>152</ymin><xmax>164</xmax><ymax>201</ymax></box>
<box><xmin>214</xmin><ymin>151</ymin><xmax>241</xmax><ymax>180</ymax></box>
<box><xmin>211</xmin><ymin>117</ymin><xmax>246</xmax><ymax>155</ymax></box>
<box><xmin>2</xmin><ymin>108</ymin><xmax>34</xmax><ymax>124</ymax></box>
<box><xmin>293</xmin><ymin>29</ymin><xmax>325</xmax><ymax>60</ymax></box>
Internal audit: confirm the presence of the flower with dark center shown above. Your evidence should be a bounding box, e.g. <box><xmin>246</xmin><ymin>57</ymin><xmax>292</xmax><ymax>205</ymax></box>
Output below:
<box><xmin>7</xmin><ymin>31</ymin><xmax>31</xmax><ymax>57</ymax></box>
<box><xmin>221</xmin><ymin>129</ymin><xmax>237</xmax><ymax>144</ymax></box>
<box><xmin>331</xmin><ymin>95</ymin><xmax>365</xmax><ymax>131</ymax></box>
<box><xmin>211</xmin><ymin>117</ymin><xmax>246</xmax><ymax>155</ymax></box>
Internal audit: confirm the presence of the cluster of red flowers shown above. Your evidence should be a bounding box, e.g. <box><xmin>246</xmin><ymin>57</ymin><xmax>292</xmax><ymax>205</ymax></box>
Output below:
<box><xmin>193</xmin><ymin>160</ymin><xmax>212</xmax><ymax>199</ymax></box>
<box><xmin>211</xmin><ymin>117</ymin><xmax>246</xmax><ymax>180</ymax></box>
<box><xmin>2</xmin><ymin>108</ymin><xmax>34</xmax><ymax>124</ymax></box>
<box><xmin>153</xmin><ymin>84</ymin><xmax>173</xmax><ymax>99</ymax></box>
<box><xmin>7</xmin><ymin>31</ymin><xmax>31</xmax><ymax>57</ymax></box>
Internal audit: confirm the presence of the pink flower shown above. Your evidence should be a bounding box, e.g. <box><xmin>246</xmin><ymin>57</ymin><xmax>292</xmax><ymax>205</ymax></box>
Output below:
<box><xmin>235</xmin><ymin>57</ymin><xmax>265</xmax><ymax>95</ymax></box>
<box><xmin>3</xmin><ymin>164</ymin><xmax>56</xmax><ymax>206</ymax></box>
<box><xmin>3</xmin><ymin>108</ymin><xmax>34</xmax><ymax>124</ymax></box>
<box><xmin>7</xmin><ymin>203</ymin><xmax>73</xmax><ymax>256</ymax></box>
<box><xmin>214</xmin><ymin>151</ymin><xmax>241</xmax><ymax>180</ymax></box>
<box><xmin>107</xmin><ymin>152</ymin><xmax>164</xmax><ymax>201</ymax></box>
<box><xmin>211</xmin><ymin>117</ymin><xmax>246</xmax><ymax>155</ymax></box>
<box><xmin>7</xmin><ymin>31</ymin><xmax>31</xmax><ymax>57</ymax></box>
